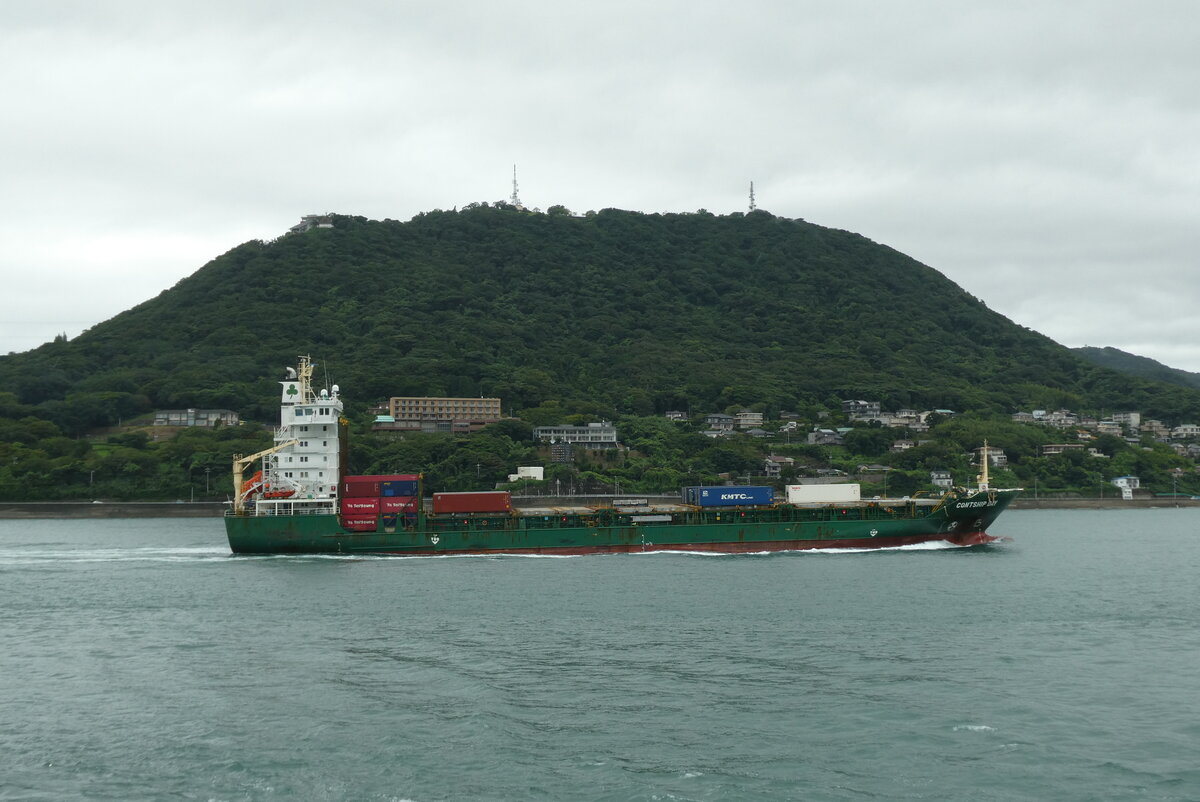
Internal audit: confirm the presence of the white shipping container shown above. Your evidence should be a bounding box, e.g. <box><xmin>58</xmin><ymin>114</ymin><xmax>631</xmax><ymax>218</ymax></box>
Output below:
<box><xmin>786</xmin><ymin>483</ymin><xmax>861</xmax><ymax>504</ymax></box>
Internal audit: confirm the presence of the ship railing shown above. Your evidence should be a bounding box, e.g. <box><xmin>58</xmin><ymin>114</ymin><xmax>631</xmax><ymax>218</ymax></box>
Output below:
<box><xmin>224</xmin><ymin>503</ymin><xmax>336</xmax><ymax>517</ymax></box>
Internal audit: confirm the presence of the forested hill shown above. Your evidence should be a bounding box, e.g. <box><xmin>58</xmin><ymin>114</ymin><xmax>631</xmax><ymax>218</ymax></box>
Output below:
<box><xmin>4</xmin><ymin>205</ymin><xmax>1200</xmax><ymax>433</ymax></box>
<box><xmin>1073</xmin><ymin>346</ymin><xmax>1200</xmax><ymax>391</ymax></box>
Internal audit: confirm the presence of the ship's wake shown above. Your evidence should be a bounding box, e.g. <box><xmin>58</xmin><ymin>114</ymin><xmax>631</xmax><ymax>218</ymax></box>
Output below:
<box><xmin>0</xmin><ymin>545</ymin><xmax>231</xmax><ymax>565</ymax></box>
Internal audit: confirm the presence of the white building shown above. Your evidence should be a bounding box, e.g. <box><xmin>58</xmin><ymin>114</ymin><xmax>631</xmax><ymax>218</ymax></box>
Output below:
<box><xmin>1111</xmin><ymin>475</ymin><xmax>1140</xmax><ymax>500</ymax></box>
<box><xmin>1112</xmin><ymin>411</ymin><xmax>1141</xmax><ymax>428</ymax></box>
<box><xmin>736</xmin><ymin>410</ymin><xmax>765</xmax><ymax>429</ymax></box>
<box><xmin>507</xmin><ymin>466</ymin><xmax>545</xmax><ymax>482</ymax></box>
<box><xmin>534</xmin><ymin>422</ymin><xmax>619</xmax><ymax>449</ymax></box>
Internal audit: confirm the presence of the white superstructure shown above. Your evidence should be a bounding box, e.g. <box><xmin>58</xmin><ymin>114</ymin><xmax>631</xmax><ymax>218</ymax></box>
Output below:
<box><xmin>234</xmin><ymin>355</ymin><xmax>343</xmax><ymax>516</ymax></box>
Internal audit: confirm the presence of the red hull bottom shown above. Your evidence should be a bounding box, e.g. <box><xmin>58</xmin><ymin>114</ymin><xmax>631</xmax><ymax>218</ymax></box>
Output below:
<box><xmin>358</xmin><ymin>530</ymin><xmax>1001</xmax><ymax>557</ymax></box>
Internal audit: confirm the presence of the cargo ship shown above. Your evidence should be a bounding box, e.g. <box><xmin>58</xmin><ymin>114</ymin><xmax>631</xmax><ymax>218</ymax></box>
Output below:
<box><xmin>224</xmin><ymin>357</ymin><xmax>1018</xmax><ymax>556</ymax></box>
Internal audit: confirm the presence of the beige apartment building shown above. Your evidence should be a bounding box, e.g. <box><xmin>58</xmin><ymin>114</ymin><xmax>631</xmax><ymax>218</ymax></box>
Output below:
<box><xmin>388</xmin><ymin>396</ymin><xmax>502</xmax><ymax>423</ymax></box>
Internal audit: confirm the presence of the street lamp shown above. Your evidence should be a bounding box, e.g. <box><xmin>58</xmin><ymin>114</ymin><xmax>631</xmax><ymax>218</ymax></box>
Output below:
<box><xmin>204</xmin><ymin>467</ymin><xmax>211</xmax><ymax>495</ymax></box>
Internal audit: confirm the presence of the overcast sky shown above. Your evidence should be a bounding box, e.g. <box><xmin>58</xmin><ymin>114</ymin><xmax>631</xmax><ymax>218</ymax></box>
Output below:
<box><xmin>4</xmin><ymin>1</ymin><xmax>1199</xmax><ymax>371</ymax></box>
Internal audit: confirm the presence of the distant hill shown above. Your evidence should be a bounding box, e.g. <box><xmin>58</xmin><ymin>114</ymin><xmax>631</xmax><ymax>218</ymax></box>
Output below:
<box><xmin>4</xmin><ymin>205</ymin><xmax>1200</xmax><ymax>435</ymax></box>
<box><xmin>1073</xmin><ymin>346</ymin><xmax>1200</xmax><ymax>391</ymax></box>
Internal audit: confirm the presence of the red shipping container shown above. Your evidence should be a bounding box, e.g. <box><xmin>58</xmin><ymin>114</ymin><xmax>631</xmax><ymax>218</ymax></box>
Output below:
<box><xmin>341</xmin><ymin>497</ymin><xmax>380</xmax><ymax>515</ymax></box>
<box><xmin>340</xmin><ymin>516</ymin><xmax>377</xmax><ymax>531</ymax></box>
<box><xmin>343</xmin><ymin>474</ymin><xmax>420</xmax><ymax>497</ymax></box>
<box><xmin>342</xmin><ymin>480</ymin><xmax>380</xmax><ymax>498</ymax></box>
<box><xmin>381</xmin><ymin>496</ymin><xmax>416</xmax><ymax>513</ymax></box>
<box><xmin>432</xmin><ymin>491</ymin><xmax>511</xmax><ymax>515</ymax></box>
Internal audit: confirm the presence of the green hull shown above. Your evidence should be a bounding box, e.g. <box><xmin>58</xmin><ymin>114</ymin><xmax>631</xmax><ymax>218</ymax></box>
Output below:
<box><xmin>225</xmin><ymin>490</ymin><xmax>1017</xmax><ymax>555</ymax></box>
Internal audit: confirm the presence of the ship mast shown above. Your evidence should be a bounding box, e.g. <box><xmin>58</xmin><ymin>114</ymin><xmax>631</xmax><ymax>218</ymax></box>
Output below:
<box><xmin>296</xmin><ymin>354</ymin><xmax>315</xmax><ymax>404</ymax></box>
<box><xmin>977</xmin><ymin>440</ymin><xmax>990</xmax><ymax>492</ymax></box>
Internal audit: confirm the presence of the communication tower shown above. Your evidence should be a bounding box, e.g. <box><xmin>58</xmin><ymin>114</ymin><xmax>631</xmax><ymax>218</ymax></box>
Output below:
<box><xmin>749</xmin><ymin>181</ymin><xmax>756</xmax><ymax>211</ymax></box>
<box><xmin>510</xmin><ymin>165</ymin><xmax>523</xmax><ymax>208</ymax></box>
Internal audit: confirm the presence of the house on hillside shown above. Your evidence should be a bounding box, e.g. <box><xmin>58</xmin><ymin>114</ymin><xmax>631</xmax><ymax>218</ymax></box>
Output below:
<box><xmin>763</xmin><ymin>455</ymin><xmax>795</xmax><ymax>477</ymax></box>
<box><xmin>736</xmin><ymin>410</ymin><xmax>765</xmax><ymax>429</ymax></box>
<box><xmin>842</xmin><ymin>400</ymin><xmax>881</xmax><ymax>421</ymax></box>
<box><xmin>704</xmin><ymin>413</ymin><xmax>735</xmax><ymax>432</ymax></box>
<box><xmin>972</xmin><ymin>446</ymin><xmax>1007</xmax><ymax>466</ymax></box>
<box><xmin>1042</xmin><ymin>443</ymin><xmax>1084</xmax><ymax>456</ymax></box>
<box><xmin>1171</xmin><ymin>424</ymin><xmax>1200</xmax><ymax>439</ymax></box>
<box><xmin>807</xmin><ymin>428</ymin><xmax>844</xmax><ymax>446</ymax></box>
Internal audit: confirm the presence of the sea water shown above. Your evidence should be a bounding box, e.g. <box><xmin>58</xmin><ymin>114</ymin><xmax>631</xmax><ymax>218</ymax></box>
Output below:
<box><xmin>2</xmin><ymin>509</ymin><xmax>1199</xmax><ymax>801</ymax></box>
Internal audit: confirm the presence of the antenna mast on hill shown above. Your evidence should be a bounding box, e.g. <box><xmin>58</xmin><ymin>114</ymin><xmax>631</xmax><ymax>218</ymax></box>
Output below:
<box><xmin>749</xmin><ymin>181</ymin><xmax>756</xmax><ymax>211</ymax></box>
<box><xmin>510</xmin><ymin>165</ymin><xmax>523</xmax><ymax>208</ymax></box>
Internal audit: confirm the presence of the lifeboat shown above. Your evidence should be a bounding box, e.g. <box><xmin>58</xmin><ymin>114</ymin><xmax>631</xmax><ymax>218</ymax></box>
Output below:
<box><xmin>239</xmin><ymin>470</ymin><xmax>263</xmax><ymax>499</ymax></box>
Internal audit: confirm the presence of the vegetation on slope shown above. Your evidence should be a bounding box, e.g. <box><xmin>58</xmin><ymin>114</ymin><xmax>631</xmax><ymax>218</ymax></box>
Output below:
<box><xmin>3</xmin><ymin>205</ymin><xmax>1200</xmax><ymax>500</ymax></box>
<box><xmin>1073</xmin><ymin>346</ymin><xmax>1200</xmax><ymax>391</ymax></box>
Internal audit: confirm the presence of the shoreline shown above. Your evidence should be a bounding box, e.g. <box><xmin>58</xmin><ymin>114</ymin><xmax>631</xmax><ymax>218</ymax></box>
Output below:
<box><xmin>1</xmin><ymin>496</ymin><xmax>1197</xmax><ymax>519</ymax></box>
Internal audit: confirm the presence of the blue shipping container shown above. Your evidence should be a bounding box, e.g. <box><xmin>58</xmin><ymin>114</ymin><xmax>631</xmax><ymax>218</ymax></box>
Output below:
<box><xmin>381</xmin><ymin>480</ymin><xmax>419</xmax><ymax>497</ymax></box>
<box><xmin>686</xmin><ymin>485</ymin><xmax>774</xmax><ymax>507</ymax></box>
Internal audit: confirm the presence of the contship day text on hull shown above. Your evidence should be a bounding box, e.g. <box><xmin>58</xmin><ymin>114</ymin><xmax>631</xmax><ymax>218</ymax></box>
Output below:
<box><xmin>224</xmin><ymin>357</ymin><xmax>1018</xmax><ymax>556</ymax></box>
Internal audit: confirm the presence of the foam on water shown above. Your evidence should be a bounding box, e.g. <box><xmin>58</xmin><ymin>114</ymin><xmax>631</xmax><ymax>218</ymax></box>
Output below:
<box><xmin>0</xmin><ymin>545</ymin><xmax>231</xmax><ymax>565</ymax></box>
<box><xmin>634</xmin><ymin>540</ymin><xmax>966</xmax><ymax>557</ymax></box>
<box><xmin>812</xmin><ymin>539</ymin><xmax>966</xmax><ymax>554</ymax></box>
<box><xmin>0</xmin><ymin>538</ymin><xmax>973</xmax><ymax>566</ymax></box>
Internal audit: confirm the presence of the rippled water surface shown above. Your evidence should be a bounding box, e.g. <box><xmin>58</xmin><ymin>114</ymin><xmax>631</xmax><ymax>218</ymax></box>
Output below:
<box><xmin>3</xmin><ymin>509</ymin><xmax>1199</xmax><ymax>801</ymax></box>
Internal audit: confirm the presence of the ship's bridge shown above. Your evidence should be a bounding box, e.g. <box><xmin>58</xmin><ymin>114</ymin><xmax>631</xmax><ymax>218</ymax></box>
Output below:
<box><xmin>261</xmin><ymin>357</ymin><xmax>343</xmax><ymax>503</ymax></box>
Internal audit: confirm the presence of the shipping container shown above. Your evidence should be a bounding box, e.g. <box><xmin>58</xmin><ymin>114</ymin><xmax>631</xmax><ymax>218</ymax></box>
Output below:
<box><xmin>341</xmin><ymin>480</ymin><xmax>380</xmax><ymax>498</ymax></box>
<box><xmin>432</xmin><ymin>491</ymin><xmax>512</xmax><ymax>514</ymax></box>
<box><xmin>381</xmin><ymin>480</ymin><xmax>419</xmax><ymax>497</ymax></box>
<box><xmin>340</xmin><ymin>497</ymin><xmax>380</xmax><ymax>515</ymax></box>
<box><xmin>786</xmin><ymin>484</ymin><xmax>861</xmax><ymax>504</ymax></box>
<box><xmin>343</xmin><ymin>474</ymin><xmax>420</xmax><ymax>498</ymax></box>
<box><xmin>380</xmin><ymin>496</ymin><xmax>416</xmax><ymax>514</ymax></box>
<box><xmin>340</xmin><ymin>515</ymin><xmax>378</xmax><ymax>531</ymax></box>
<box><xmin>684</xmin><ymin>485</ymin><xmax>774</xmax><ymax>507</ymax></box>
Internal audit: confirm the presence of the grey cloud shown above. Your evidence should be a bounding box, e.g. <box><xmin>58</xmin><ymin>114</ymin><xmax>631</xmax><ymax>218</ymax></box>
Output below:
<box><xmin>2</xmin><ymin>1</ymin><xmax>1198</xmax><ymax>370</ymax></box>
